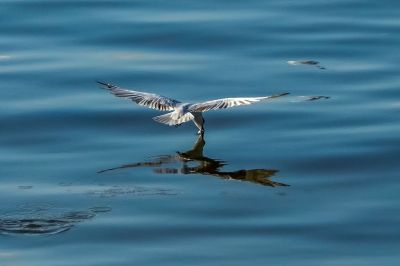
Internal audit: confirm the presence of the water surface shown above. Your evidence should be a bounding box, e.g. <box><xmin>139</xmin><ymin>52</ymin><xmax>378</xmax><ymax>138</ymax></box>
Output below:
<box><xmin>1</xmin><ymin>1</ymin><xmax>400</xmax><ymax>265</ymax></box>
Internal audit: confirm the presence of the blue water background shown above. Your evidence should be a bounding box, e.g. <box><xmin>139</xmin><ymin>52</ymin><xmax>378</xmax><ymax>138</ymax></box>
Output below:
<box><xmin>1</xmin><ymin>1</ymin><xmax>399</xmax><ymax>265</ymax></box>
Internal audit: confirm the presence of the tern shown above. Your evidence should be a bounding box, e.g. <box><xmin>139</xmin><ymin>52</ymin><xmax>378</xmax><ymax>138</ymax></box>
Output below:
<box><xmin>98</xmin><ymin>81</ymin><xmax>289</xmax><ymax>134</ymax></box>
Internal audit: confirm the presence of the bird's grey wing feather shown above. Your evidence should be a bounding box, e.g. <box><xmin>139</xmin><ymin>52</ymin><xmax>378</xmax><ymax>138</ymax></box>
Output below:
<box><xmin>98</xmin><ymin>81</ymin><xmax>181</xmax><ymax>111</ymax></box>
<box><xmin>188</xmin><ymin>93</ymin><xmax>289</xmax><ymax>112</ymax></box>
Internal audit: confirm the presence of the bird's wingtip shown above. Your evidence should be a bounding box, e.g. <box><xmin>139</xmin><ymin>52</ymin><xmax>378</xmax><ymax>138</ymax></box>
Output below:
<box><xmin>267</xmin><ymin>92</ymin><xmax>290</xmax><ymax>99</ymax></box>
<box><xmin>275</xmin><ymin>92</ymin><xmax>289</xmax><ymax>97</ymax></box>
<box><xmin>96</xmin><ymin>80</ymin><xmax>116</xmax><ymax>89</ymax></box>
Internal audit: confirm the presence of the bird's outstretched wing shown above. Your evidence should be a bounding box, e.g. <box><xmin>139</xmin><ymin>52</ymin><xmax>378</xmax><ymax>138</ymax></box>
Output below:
<box><xmin>98</xmin><ymin>81</ymin><xmax>181</xmax><ymax>111</ymax></box>
<box><xmin>188</xmin><ymin>92</ymin><xmax>289</xmax><ymax>112</ymax></box>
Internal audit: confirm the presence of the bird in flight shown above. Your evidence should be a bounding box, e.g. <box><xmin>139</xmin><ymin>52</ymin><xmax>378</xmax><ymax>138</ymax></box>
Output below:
<box><xmin>98</xmin><ymin>81</ymin><xmax>289</xmax><ymax>134</ymax></box>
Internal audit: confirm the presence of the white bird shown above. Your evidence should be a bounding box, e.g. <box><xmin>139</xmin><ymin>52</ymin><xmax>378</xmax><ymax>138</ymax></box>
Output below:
<box><xmin>98</xmin><ymin>81</ymin><xmax>289</xmax><ymax>134</ymax></box>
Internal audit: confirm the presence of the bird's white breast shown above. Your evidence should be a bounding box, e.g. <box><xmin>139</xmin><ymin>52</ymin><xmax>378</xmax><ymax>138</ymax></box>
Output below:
<box><xmin>172</xmin><ymin>103</ymin><xmax>191</xmax><ymax>120</ymax></box>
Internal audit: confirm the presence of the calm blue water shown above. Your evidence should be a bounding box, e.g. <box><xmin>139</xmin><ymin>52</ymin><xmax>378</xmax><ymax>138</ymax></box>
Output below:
<box><xmin>1</xmin><ymin>1</ymin><xmax>400</xmax><ymax>265</ymax></box>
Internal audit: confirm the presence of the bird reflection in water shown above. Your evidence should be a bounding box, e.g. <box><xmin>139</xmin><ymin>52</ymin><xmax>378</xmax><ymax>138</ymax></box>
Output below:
<box><xmin>98</xmin><ymin>135</ymin><xmax>289</xmax><ymax>187</ymax></box>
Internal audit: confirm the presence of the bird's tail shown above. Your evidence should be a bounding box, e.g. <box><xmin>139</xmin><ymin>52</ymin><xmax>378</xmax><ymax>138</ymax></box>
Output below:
<box><xmin>152</xmin><ymin>112</ymin><xmax>194</xmax><ymax>126</ymax></box>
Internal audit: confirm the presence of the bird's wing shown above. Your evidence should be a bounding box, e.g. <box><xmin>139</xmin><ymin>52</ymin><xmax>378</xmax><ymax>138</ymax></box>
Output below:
<box><xmin>188</xmin><ymin>92</ymin><xmax>289</xmax><ymax>112</ymax></box>
<box><xmin>98</xmin><ymin>81</ymin><xmax>181</xmax><ymax>111</ymax></box>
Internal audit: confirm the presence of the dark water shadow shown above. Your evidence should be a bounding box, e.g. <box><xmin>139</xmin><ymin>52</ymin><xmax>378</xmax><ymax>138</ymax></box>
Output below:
<box><xmin>0</xmin><ymin>204</ymin><xmax>111</xmax><ymax>236</ymax></box>
<box><xmin>99</xmin><ymin>135</ymin><xmax>289</xmax><ymax>187</ymax></box>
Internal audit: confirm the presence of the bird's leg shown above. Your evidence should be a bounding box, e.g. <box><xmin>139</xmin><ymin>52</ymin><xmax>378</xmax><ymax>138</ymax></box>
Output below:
<box><xmin>197</xmin><ymin>125</ymin><xmax>204</xmax><ymax>135</ymax></box>
<box><xmin>192</xmin><ymin>114</ymin><xmax>205</xmax><ymax>135</ymax></box>
<box><xmin>196</xmin><ymin>123</ymin><xmax>205</xmax><ymax>135</ymax></box>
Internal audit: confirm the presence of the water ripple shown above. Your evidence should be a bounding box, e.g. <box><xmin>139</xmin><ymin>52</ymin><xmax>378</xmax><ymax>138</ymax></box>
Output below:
<box><xmin>0</xmin><ymin>204</ymin><xmax>111</xmax><ymax>236</ymax></box>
